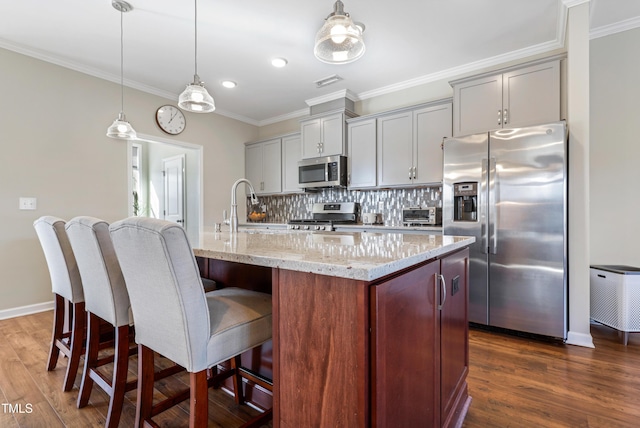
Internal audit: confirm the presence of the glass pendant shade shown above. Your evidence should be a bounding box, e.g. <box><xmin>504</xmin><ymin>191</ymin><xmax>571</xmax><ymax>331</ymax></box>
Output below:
<box><xmin>314</xmin><ymin>1</ymin><xmax>365</xmax><ymax>64</ymax></box>
<box><xmin>106</xmin><ymin>112</ymin><xmax>137</xmax><ymax>139</ymax></box>
<box><xmin>178</xmin><ymin>74</ymin><xmax>215</xmax><ymax>113</ymax></box>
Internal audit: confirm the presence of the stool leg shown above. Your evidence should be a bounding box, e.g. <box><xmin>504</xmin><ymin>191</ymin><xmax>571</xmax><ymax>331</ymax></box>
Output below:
<box><xmin>46</xmin><ymin>294</ymin><xmax>65</xmax><ymax>371</ymax></box>
<box><xmin>105</xmin><ymin>324</ymin><xmax>130</xmax><ymax>428</ymax></box>
<box><xmin>189</xmin><ymin>370</ymin><xmax>209</xmax><ymax>428</ymax></box>
<box><xmin>135</xmin><ymin>345</ymin><xmax>155</xmax><ymax>428</ymax></box>
<box><xmin>77</xmin><ymin>312</ymin><xmax>100</xmax><ymax>407</ymax></box>
<box><xmin>230</xmin><ymin>355</ymin><xmax>245</xmax><ymax>404</ymax></box>
<box><xmin>63</xmin><ymin>301</ymin><xmax>86</xmax><ymax>392</ymax></box>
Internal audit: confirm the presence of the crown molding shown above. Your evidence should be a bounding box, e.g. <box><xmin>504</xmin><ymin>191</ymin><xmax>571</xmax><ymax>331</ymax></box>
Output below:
<box><xmin>305</xmin><ymin>89</ymin><xmax>360</xmax><ymax>107</ymax></box>
<box><xmin>590</xmin><ymin>15</ymin><xmax>640</xmax><ymax>39</ymax></box>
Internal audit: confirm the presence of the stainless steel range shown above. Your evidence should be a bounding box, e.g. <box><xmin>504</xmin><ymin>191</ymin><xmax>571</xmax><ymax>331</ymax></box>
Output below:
<box><xmin>288</xmin><ymin>202</ymin><xmax>359</xmax><ymax>231</ymax></box>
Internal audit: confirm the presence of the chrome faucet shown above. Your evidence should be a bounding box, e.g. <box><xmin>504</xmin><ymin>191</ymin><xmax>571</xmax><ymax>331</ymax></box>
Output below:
<box><xmin>224</xmin><ymin>178</ymin><xmax>259</xmax><ymax>233</ymax></box>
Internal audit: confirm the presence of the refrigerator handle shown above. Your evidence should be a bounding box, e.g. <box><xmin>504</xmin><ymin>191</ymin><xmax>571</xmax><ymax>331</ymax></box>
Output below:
<box><xmin>481</xmin><ymin>158</ymin><xmax>489</xmax><ymax>254</ymax></box>
<box><xmin>489</xmin><ymin>157</ymin><xmax>497</xmax><ymax>255</ymax></box>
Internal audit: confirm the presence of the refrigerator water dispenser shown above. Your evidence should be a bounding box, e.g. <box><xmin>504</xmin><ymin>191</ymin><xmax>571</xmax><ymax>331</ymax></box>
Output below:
<box><xmin>453</xmin><ymin>182</ymin><xmax>478</xmax><ymax>222</ymax></box>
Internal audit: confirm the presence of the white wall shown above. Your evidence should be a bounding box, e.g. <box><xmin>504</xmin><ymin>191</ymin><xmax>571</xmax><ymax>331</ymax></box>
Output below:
<box><xmin>590</xmin><ymin>27</ymin><xmax>640</xmax><ymax>266</ymax></box>
<box><xmin>0</xmin><ymin>47</ymin><xmax>257</xmax><ymax>314</ymax></box>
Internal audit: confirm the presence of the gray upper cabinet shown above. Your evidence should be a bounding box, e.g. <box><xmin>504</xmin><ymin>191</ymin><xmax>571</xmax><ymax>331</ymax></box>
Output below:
<box><xmin>413</xmin><ymin>103</ymin><xmax>452</xmax><ymax>185</ymax></box>
<box><xmin>347</xmin><ymin>118</ymin><xmax>377</xmax><ymax>189</ymax></box>
<box><xmin>245</xmin><ymin>138</ymin><xmax>282</xmax><ymax>195</ymax></box>
<box><xmin>377</xmin><ymin>101</ymin><xmax>452</xmax><ymax>187</ymax></box>
<box><xmin>301</xmin><ymin>112</ymin><xmax>346</xmax><ymax>159</ymax></box>
<box><xmin>377</xmin><ymin>111</ymin><xmax>414</xmax><ymax>187</ymax></box>
<box><xmin>281</xmin><ymin>133</ymin><xmax>303</xmax><ymax>193</ymax></box>
<box><xmin>451</xmin><ymin>57</ymin><xmax>561</xmax><ymax>136</ymax></box>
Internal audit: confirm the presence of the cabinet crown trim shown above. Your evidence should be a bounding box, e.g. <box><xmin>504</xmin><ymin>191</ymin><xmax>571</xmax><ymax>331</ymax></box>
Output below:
<box><xmin>245</xmin><ymin>132</ymin><xmax>301</xmax><ymax>146</ymax></box>
<box><xmin>347</xmin><ymin>98</ymin><xmax>453</xmax><ymax>123</ymax></box>
<box><xmin>299</xmin><ymin>108</ymin><xmax>358</xmax><ymax>123</ymax></box>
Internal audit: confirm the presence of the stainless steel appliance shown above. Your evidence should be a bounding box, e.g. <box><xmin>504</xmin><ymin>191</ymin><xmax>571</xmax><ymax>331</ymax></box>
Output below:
<box><xmin>298</xmin><ymin>155</ymin><xmax>347</xmax><ymax>189</ymax></box>
<box><xmin>443</xmin><ymin>121</ymin><xmax>567</xmax><ymax>339</ymax></box>
<box><xmin>288</xmin><ymin>202</ymin><xmax>358</xmax><ymax>231</ymax></box>
<box><xmin>402</xmin><ymin>207</ymin><xmax>442</xmax><ymax>226</ymax></box>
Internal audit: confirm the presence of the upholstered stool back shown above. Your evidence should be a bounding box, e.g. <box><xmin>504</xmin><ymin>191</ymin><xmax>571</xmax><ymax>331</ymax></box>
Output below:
<box><xmin>66</xmin><ymin>216</ymin><xmax>130</xmax><ymax>327</ymax></box>
<box><xmin>34</xmin><ymin>216</ymin><xmax>84</xmax><ymax>303</ymax></box>
<box><xmin>109</xmin><ymin>216</ymin><xmax>210</xmax><ymax>371</ymax></box>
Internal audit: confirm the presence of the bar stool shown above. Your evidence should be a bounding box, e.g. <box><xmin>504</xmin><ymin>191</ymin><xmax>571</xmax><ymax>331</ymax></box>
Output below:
<box><xmin>109</xmin><ymin>217</ymin><xmax>273</xmax><ymax>428</ymax></box>
<box><xmin>34</xmin><ymin>216</ymin><xmax>86</xmax><ymax>392</ymax></box>
<box><xmin>65</xmin><ymin>216</ymin><xmax>136</xmax><ymax>427</ymax></box>
<box><xmin>66</xmin><ymin>216</ymin><xmax>184</xmax><ymax>428</ymax></box>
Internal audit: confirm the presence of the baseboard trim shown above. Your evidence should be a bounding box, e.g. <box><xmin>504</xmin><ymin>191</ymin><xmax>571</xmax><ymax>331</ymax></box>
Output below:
<box><xmin>566</xmin><ymin>330</ymin><xmax>595</xmax><ymax>348</ymax></box>
<box><xmin>0</xmin><ymin>301</ymin><xmax>54</xmax><ymax>321</ymax></box>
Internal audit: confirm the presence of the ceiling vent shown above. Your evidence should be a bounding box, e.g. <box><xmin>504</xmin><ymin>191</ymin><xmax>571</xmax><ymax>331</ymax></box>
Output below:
<box><xmin>314</xmin><ymin>74</ymin><xmax>343</xmax><ymax>88</ymax></box>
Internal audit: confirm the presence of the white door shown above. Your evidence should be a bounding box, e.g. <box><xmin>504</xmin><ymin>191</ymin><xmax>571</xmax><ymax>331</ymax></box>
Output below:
<box><xmin>163</xmin><ymin>155</ymin><xmax>185</xmax><ymax>227</ymax></box>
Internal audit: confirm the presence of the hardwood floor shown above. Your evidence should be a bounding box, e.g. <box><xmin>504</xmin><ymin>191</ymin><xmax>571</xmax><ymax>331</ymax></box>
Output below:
<box><xmin>1</xmin><ymin>310</ymin><xmax>639</xmax><ymax>427</ymax></box>
<box><xmin>0</xmin><ymin>311</ymin><xmax>268</xmax><ymax>427</ymax></box>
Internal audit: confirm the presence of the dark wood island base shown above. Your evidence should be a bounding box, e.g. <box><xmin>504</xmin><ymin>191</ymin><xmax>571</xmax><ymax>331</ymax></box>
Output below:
<box><xmin>198</xmin><ymin>245</ymin><xmax>470</xmax><ymax>427</ymax></box>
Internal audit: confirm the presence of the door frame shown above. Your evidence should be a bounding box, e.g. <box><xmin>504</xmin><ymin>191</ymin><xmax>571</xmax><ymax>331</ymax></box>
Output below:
<box><xmin>127</xmin><ymin>133</ymin><xmax>203</xmax><ymax>243</ymax></box>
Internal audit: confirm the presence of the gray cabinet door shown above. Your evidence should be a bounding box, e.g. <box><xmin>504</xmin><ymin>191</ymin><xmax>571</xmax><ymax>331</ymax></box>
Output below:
<box><xmin>377</xmin><ymin>111</ymin><xmax>413</xmax><ymax>186</ymax></box>
<box><xmin>348</xmin><ymin>118</ymin><xmax>377</xmax><ymax>188</ymax></box>
<box><xmin>261</xmin><ymin>138</ymin><xmax>282</xmax><ymax>194</ymax></box>
<box><xmin>453</xmin><ymin>74</ymin><xmax>502</xmax><ymax>137</ymax></box>
<box><xmin>414</xmin><ymin>103</ymin><xmax>452</xmax><ymax>185</ymax></box>
<box><xmin>502</xmin><ymin>60</ymin><xmax>560</xmax><ymax>129</ymax></box>
<box><xmin>281</xmin><ymin>134</ymin><xmax>302</xmax><ymax>193</ymax></box>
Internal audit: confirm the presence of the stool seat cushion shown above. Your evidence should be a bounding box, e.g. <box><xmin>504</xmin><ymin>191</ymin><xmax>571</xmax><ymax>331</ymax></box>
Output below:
<box><xmin>205</xmin><ymin>287</ymin><xmax>272</xmax><ymax>367</ymax></box>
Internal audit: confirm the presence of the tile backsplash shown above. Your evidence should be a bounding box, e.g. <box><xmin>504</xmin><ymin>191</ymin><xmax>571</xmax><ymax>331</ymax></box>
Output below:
<box><xmin>248</xmin><ymin>186</ymin><xmax>442</xmax><ymax>226</ymax></box>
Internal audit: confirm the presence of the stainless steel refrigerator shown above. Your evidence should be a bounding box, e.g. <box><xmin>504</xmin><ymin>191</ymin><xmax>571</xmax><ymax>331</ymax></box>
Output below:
<box><xmin>443</xmin><ymin>121</ymin><xmax>567</xmax><ymax>339</ymax></box>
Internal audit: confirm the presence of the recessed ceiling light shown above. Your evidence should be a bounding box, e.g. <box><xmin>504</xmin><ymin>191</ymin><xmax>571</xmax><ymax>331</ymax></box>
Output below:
<box><xmin>272</xmin><ymin>57</ymin><xmax>288</xmax><ymax>68</ymax></box>
<box><xmin>221</xmin><ymin>80</ymin><xmax>237</xmax><ymax>89</ymax></box>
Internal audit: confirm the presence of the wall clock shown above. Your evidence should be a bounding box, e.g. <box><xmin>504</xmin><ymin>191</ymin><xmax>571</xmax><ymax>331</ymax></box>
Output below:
<box><xmin>155</xmin><ymin>105</ymin><xmax>186</xmax><ymax>135</ymax></box>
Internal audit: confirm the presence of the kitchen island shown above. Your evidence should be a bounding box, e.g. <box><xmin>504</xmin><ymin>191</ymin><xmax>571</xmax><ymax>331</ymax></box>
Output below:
<box><xmin>193</xmin><ymin>230</ymin><xmax>474</xmax><ymax>427</ymax></box>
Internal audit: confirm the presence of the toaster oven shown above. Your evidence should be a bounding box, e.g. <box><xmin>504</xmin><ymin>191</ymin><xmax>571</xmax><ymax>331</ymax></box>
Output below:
<box><xmin>402</xmin><ymin>207</ymin><xmax>442</xmax><ymax>226</ymax></box>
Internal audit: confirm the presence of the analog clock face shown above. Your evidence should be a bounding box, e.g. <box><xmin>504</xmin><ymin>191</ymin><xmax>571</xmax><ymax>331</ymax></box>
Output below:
<box><xmin>155</xmin><ymin>105</ymin><xmax>186</xmax><ymax>135</ymax></box>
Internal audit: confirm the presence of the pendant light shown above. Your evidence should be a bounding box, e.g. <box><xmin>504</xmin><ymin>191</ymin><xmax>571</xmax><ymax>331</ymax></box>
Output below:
<box><xmin>178</xmin><ymin>0</ymin><xmax>215</xmax><ymax>113</ymax></box>
<box><xmin>107</xmin><ymin>0</ymin><xmax>136</xmax><ymax>140</ymax></box>
<box><xmin>314</xmin><ymin>0</ymin><xmax>365</xmax><ymax>64</ymax></box>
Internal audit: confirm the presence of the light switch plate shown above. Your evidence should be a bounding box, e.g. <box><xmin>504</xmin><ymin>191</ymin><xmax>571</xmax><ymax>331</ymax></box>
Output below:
<box><xmin>19</xmin><ymin>197</ymin><xmax>37</xmax><ymax>210</ymax></box>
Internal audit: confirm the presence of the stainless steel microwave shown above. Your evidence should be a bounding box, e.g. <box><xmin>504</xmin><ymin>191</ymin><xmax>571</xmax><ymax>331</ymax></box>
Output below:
<box><xmin>298</xmin><ymin>155</ymin><xmax>347</xmax><ymax>189</ymax></box>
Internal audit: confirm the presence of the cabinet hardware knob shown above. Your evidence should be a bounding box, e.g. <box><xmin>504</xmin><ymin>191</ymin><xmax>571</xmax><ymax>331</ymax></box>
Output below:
<box><xmin>498</xmin><ymin>109</ymin><xmax>502</xmax><ymax>126</ymax></box>
<box><xmin>503</xmin><ymin>109</ymin><xmax>508</xmax><ymax>125</ymax></box>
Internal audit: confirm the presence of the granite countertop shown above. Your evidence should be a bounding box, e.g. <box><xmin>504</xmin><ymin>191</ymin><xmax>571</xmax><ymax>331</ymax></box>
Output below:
<box><xmin>193</xmin><ymin>230</ymin><xmax>474</xmax><ymax>282</ymax></box>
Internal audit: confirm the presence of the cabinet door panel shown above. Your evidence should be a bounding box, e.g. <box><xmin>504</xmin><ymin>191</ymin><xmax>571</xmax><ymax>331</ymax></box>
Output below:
<box><xmin>321</xmin><ymin>113</ymin><xmax>345</xmax><ymax>156</ymax></box>
<box><xmin>414</xmin><ymin>103</ymin><xmax>452</xmax><ymax>185</ymax></box>
<box><xmin>453</xmin><ymin>74</ymin><xmax>502</xmax><ymax>136</ymax></box>
<box><xmin>301</xmin><ymin>119</ymin><xmax>321</xmax><ymax>159</ymax></box>
<box><xmin>439</xmin><ymin>248</ymin><xmax>469</xmax><ymax>425</ymax></box>
<box><xmin>503</xmin><ymin>61</ymin><xmax>560</xmax><ymax>129</ymax></box>
<box><xmin>348</xmin><ymin>119</ymin><xmax>377</xmax><ymax>188</ymax></box>
<box><xmin>371</xmin><ymin>261</ymin><xmax>439</xmax><ymax>427</ymax></box>
<box><xmin>245</xmin><ymin>143</ymin><xmax>263</xmax><ymax>195</ymax></box>
<box><xmin>282</xmin><ymin>134</ymin><xmax>302</xmax><ymax>193</ymax></box>
<box><xmin>377</xmin><ymin>112</ymin><xmax>413</xmax><ymax>186</ymax></box>
<box><xmin>261</xmin><ymin>139</ymin><xmax>282</xmax><ymax>194</ymax></box>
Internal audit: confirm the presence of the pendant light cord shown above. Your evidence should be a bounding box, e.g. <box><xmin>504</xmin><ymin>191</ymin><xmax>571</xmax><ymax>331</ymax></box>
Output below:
<box><xmin>194</xmin><ymin>0</ymin><xmax>198</xmax><ymax>78</ymax></box>
<box><xmin>120</xmin><ymin>7</ymin><xmax>124</xmax><ymax>113</ymax></box>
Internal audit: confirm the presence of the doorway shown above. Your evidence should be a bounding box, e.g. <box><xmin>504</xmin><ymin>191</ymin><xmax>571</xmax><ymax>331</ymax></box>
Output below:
<box><xmin>127</xmin><ymin>134</ymin><xmax>203</xmax><ymax>244</ymax></box>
